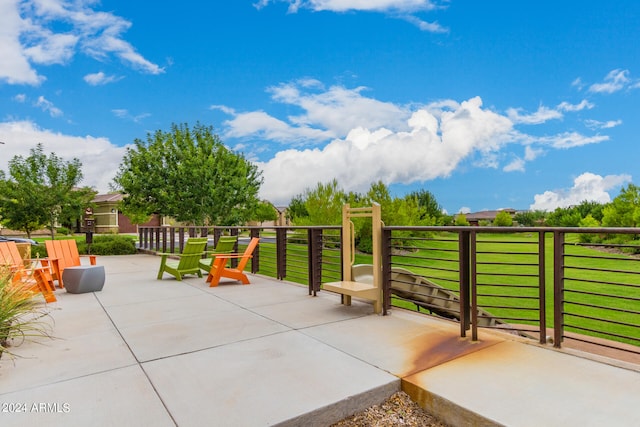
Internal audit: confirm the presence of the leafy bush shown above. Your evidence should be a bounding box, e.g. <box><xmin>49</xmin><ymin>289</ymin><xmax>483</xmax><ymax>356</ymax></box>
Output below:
<box><xmin>56</xmin><ymin>227</ymin><xmax>71</xmax><ymax>235</ymax></box>
<box><xmin>578</xmin><ymin>215</ymin><xmax>600</xmax><ymax>243</ymax></box>
<box><xmin>31</xmin><ymin>244</ymin><xmax>48</xmax><ymax>258</ymax></box>
<box><xmin>79</xmin><ymin>235</ymin><xmax>137</xmax><ymax>255</ymax></box>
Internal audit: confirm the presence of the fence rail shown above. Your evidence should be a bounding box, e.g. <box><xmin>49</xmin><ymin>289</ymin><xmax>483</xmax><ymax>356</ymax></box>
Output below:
<box><xmin>138</xmin><ymin>225</ymin><xmax>640</xmax><ymax>358</ymax></box>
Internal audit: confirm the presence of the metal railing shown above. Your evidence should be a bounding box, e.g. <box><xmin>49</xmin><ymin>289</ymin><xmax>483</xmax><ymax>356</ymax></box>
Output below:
<box><xmin>138</xmin><ymin>225</ymin><xmax>640</xmax><ymax>358</ymax></box>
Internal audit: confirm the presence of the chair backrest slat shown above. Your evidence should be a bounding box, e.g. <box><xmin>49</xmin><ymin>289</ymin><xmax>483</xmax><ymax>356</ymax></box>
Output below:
<box><xmin>237</xmin><ymin>238</ymin><xmax>260</xmax><ymax>271</ymax></box>
<box><xmin>178</xmin><ymin>238</ymin><xmax>208</xmax><ymax>269</ymax></box>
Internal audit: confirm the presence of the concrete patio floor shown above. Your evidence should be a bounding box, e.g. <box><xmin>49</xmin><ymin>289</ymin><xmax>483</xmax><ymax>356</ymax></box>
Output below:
<box><xmin>1</xmin><ymin>254</ymin><xmax>639</xmax><ymax>426</ymax></box>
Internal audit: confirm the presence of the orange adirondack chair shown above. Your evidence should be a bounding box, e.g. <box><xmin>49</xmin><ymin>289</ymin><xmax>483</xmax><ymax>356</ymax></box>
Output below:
<box><xmin>0</xmin><ymin>241</ymin><xmax>57</xmax><ymax>303</ymax></box>
<box><xmin>206</xmin><ymin>237</ymin><xmax>260</xmax><ymax>287</ymax></box>
<box><xmin>43</xmin><ymin>239</ymin><xmax>97</xmax><ymax>288</ymax></box>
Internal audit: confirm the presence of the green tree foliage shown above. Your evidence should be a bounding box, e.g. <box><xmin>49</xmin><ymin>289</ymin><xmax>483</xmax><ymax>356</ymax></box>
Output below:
<box><xmin>254</xmin><ymin>201</ymin><xmax>279</xmax><ymax>224</ymax></box>
<box><xmin>286</xmin><ymin>194</ymin><xmax>308</xmax><ymax>223</ymax></box>
<box><xmin>455</xmin><ymin>213</ymin><xmax>470</xmax><ymax>226</ymax></box>
<box><xmin>406</xmin><ymin>189</ymin><xmax>443</xmax><ymax>223</ymax></box>
<box><xmin>578</xmin><ymin>214</ymin><xmax>601</xmax><ymax>243</ymax></box>
<box><xmin>602</xmin><ymin>184</ymin><xmax>640</xmax><ymax>228</ymax></box>
<box><xmin>513</xmin><ymin>210</ymin><xmax>546</xmax><ymax>226</ymax></box>
<box><xmin>0</xmin><ymin>144</ymin><xmax>92</xmax><ymax>238</ymax></box>
<box><xmin>113</xmin><ymin>123</ymin><xmax>262</xmax><ymax>226</ymax></box>
<box><xmin>292</xmin><ymin>179</ymin><xmax>346</xmax><ymax>226</ymax></box>
<box><xmin>493</xmin><ymin>210</ymin><xmax>513</xmax><ymax>226</ymax></box>
<box><xmin>574</xmin><ymin>200</ymin><xmax>605</xmax><ymax>222</ymax></box>
<box><xmin>545</xmin><ymin>207</ymin><xmax>583</xmax><ymax>227</ymax></box>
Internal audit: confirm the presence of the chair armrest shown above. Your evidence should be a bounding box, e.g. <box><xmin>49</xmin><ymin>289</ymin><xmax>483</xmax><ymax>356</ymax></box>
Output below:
<box><xmin>81</xmin><ymin>255</ymin><xmax>97</xmax><ymax>265</ymax></box>
<box><xmin>212</xmin><ymin>253</ymin><xmax>251</xmax><ymax>260</ymax></box>
<box><xmin>158</xmin><ymin>252</ymin><xmax>206</xmax><ymax>258</ymax></box>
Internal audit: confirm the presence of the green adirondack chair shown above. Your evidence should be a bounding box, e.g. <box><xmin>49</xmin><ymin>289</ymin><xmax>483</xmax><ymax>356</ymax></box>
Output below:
<box><xmin>157</xmin><ymin>238</ymin><xmax>208</xmax><ymax>281</ymax></box>
<box><xmin>198</xmin><ymin>235</ymin><xmax>238</xmax><ymax>274</ymax></box>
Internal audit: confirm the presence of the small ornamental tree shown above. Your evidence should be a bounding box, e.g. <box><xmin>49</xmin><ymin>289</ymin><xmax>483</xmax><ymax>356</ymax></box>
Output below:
<box><xmin>0</xmin><ymin>144</ymin><xmax>92</xmax><ymax>238</ymax></box>
<box><xmin>455</xmin><ymin>213</ymin><xmax>470</xmax><ymax>226</ymax></box>
<box><xmin>493</xmin><ymin>210</ymin><xmax>513</xmax><ymax>227</ymax></box>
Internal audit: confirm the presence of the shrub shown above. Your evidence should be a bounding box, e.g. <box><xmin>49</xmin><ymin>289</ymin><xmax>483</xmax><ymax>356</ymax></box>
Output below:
<box><xmin>0</xmin><ymin>268</ymin><xmax>52</xmax><ymax>359</ymax></box>
<box><xmin>31</xmin><ymin>244</ymin><xmax>48</xmax><ymax>259</ymax></box>
<box><xmin>56</xmin><ymin>227</ymin><xmax>71</xmax><ymax>235</ymax></box>
<box><xmin>80</xmin><ymin>235</ymin><xmax>137</xmax><ymax>255</ymax></box>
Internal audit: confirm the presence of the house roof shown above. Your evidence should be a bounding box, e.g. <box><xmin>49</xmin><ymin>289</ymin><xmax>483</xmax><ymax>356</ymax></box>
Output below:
<box><xmin>92</xmin><ymin>193</ymin><xmax>123</xmax><ymax>203</ymax></box>
<box><xmin>464</xmin><ymin>209</ymin><xmax>516</xmax><ymax>221</ymax></box>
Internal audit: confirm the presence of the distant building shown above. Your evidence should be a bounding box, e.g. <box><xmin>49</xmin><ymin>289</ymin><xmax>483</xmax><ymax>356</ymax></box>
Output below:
<box><xmin>92</xmin><ymin>194</ymin><xmax>160</xmax><ymax>233</ymax></box>
<box><xmin>463</xmin><ymin>208</ymin><xmax>517</xmax><ymax>226</ymax></box>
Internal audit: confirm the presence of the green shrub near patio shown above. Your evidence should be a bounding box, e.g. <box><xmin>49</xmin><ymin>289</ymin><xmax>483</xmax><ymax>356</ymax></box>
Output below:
<box><xmin>79</xmin><ymin>235</ymin><xmax>137</xmax><ymax>256</ymax></box>
<box><xmin>0</xmin><ymin>268</ymin><xmax>52</xmax><ymax>359</ymax></box>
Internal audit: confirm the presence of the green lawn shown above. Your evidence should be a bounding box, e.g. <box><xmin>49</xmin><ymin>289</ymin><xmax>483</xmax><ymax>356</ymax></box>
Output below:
<box><xmin>252</xmin><ymin>231</ymin><xmax>640</xmax><ymax>347</ymax></box>
<box><xmin>385</xmin><ymin>232</ymin><xmax>640</xmax><ymax>346</ymax></box>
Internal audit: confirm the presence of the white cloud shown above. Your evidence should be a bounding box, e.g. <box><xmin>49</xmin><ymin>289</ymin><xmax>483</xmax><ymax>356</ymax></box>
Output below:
<box><xmin>0</xmin><ymin>0</ymin><xmax>45</xmax><ymax>84</ymax></box>
<box><xmin>503</xmin><ymin>157</ymin><xmax>525</xmax><ymax>172</ymax></box>
<box><xmin>557</xmin><ymin>99</ymin><xmax>594</xmax><ymax>112</ymax></box>
<box><xmin>256</xmin><ymin>96</ymin><xmax>517</xmax><ymax>204</ymax></box>
<box><xmin>589</xmin><ymin>69</ymin><xmax>631</xmax><ymax>94</ymax></box>
<box><xmin>507</xmin><ymin>106</ymin><xmax>563</xmax><ymax>125</ymax></box>
<box><xmin>256</xmin><ymin>0</ymin><xmax>439</xmax><ymax>12</ymax></box>
<box><xmin>530</xmin><ymin>172</ymin><xmax>631</xmax><ymax>211</ymax></box>
<box><xmin>506</xmin><ymin>100</ymin><xmax>594</xmax><ymax>125</ymax></box>
<box><xmin>571</xmin><ymin>77</ymin><xmax>584</xmax><ymax>91</ymax></box>
<box><xmin>269</xmin><ymin>81</ymin><xmax>410</xmax><ymax>135</ymax></box>
<box><xmin>584</xmin><ymin>119</ymin><xmax>622</xmax><ymax>130</ymax></box>
<box><xmin>84</xmin><ymin>71</ymin><xmax>121</xmax><ymax>86</ymax></box>
<box><xmin>223</xmin><ymin>111</ymin><xmax>335</xmax><ymax>143</ymax></box>
<box><xmin>537</xmin><ymin>132</ymin><xmax>609</xmax><ymax>149</ymax></box>
<box><xmin>400</xmin><ymin>15</ymin><xmax>447</xmax><ymax>33</ymax></box>
<box><xmin>0</xmin><ymin>120</ymin><xmax>127</xmax><ymax>192</ymax></box>
<box><xmin>215</xmin><ymin>80</ymin><xmax>613</xmax><ymax>205</ymax></box>
<box><xmin>524</xmin><ymin>145</ymin><xmax>544</xmax><ymax>161</ymax></box>
<box><xmin>0</xmin><ymin>0</ymin><xmax>162</xmax><ymax>86</ymax></box>
<box><xmin>35</xmin><ymin>95</ymin><xmax>63</xmax><ymax>117</ymax></box>
<box><xmin>255</xmin><ymin>0</ymin><xmax>447</xmax><ymax>32</ymax></box>
<box><xmin>13</xmin><ymin>94</ymin><xmax>27</xmax><ymax>103</ymax></box>
<box><xmin>219</xmin><ymin>82</ymin><xmax>410</xmax><ymax>144</ymax></box>
<box><xmin>111</xmin><ymin>109</ymin><xmax>150</xmax><ymax>123</ymax></box>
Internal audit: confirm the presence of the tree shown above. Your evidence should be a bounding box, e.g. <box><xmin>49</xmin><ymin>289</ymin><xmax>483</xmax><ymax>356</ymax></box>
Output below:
<box><xmin>574</xmin><ymin>200</ymin><xmax>605</xmax><ymax>222</ymax></box>
<box><xmin>253</xmin><ymin>201</ymin><xmax>279</xmax><ymax>225</ymax></box>
<box><xmin>455</xmin><ymin>213</ymin><xmax>470</xmax><ymax>226</ymax></box>
<box><xmin>513</xmin><ymin>210</ymin><xmax>546</xmax><ymax>226</ymax></box>
<box><xmin>113</xmin><ymin>123</ymin><xmax>263</xmax><ymax>226</ymax></box>
<box><xmin>286</xmin><ymin>194</ymin><xmax>308</xmax><ymax>223</ymax></box>
<box><xmin>291</xmin><ymin>179</ymin><xmax>346</xmax><ymax>226</ymax></box>
<box><xmin>602</xmin><ymin>184</ymin><xmax>640</xmax><ymax>228</ymax></box>
<box><xmin>406</xmin><ymin>189</ymin><xmax>443</xmax><ymax>222</ymax></box>
<box><xmin>0</xmin><ymin>144</ymin><xmax>91</xmax><ymax>238</ymax></box>
<box><xmin>545</xmin><ymin>207</ymin><xmax>582</xmax><ymax>227</ymax></box>
<box><xmin>493</xmin><ymin>210</ymin><xmax>513</xmax><ymax>227</ymax></box>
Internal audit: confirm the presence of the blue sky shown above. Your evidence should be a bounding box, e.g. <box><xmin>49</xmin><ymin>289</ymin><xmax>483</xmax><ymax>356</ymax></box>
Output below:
<box><xmin>1</xmin><ymin>1</ymin><xmax>638</xmax><ymax>214</ymax></box>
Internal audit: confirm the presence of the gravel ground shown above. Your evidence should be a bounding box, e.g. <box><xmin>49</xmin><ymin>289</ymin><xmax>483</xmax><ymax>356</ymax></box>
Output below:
<box><xmin>331</xmin><ymin>392</ymin><xmax>450</xmax><ymax>427</ymax></box>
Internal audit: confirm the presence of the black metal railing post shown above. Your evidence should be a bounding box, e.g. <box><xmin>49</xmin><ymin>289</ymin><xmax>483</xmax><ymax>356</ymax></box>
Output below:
<box><xmin>459</xmin><ymin>230</ymin><xmax>471</xmax><ymax>337</ymax></box>
<box><xmin>470</xmin><ymin>230</ymin><xmax>478</xmax><ymax>341</ymax></box>
<box><xmin>538</xmin><ymin>231</ymin><xmax>547</xmax><ymax>344</ymax></box>
<box><xmin>553</xmin><ymin>230</ymin><xmax>564</xmax><ymax>348</ymax></box>
<box><xmin>382</xmin><ymin>227</ymin><xmax>392</xmax><ymax>315</ymax></box>
<box><xmin>308</xmin><ymin>228</ymin><xmax>323</xmax><ymax>295</ymax></box>
<box><xmin>178</xmin><ymin>228</ymin><xmax>185</xmax><ymax>253</ymax></box>
<box><xmin>276</xmin><ymin>227</ymin><xmax>287</xmax><ymax>280</ymax></box>
<box><xmin>250</xmin><ymin>228</ymin><xmax>260</xmax><ymax>274</ymax></box>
